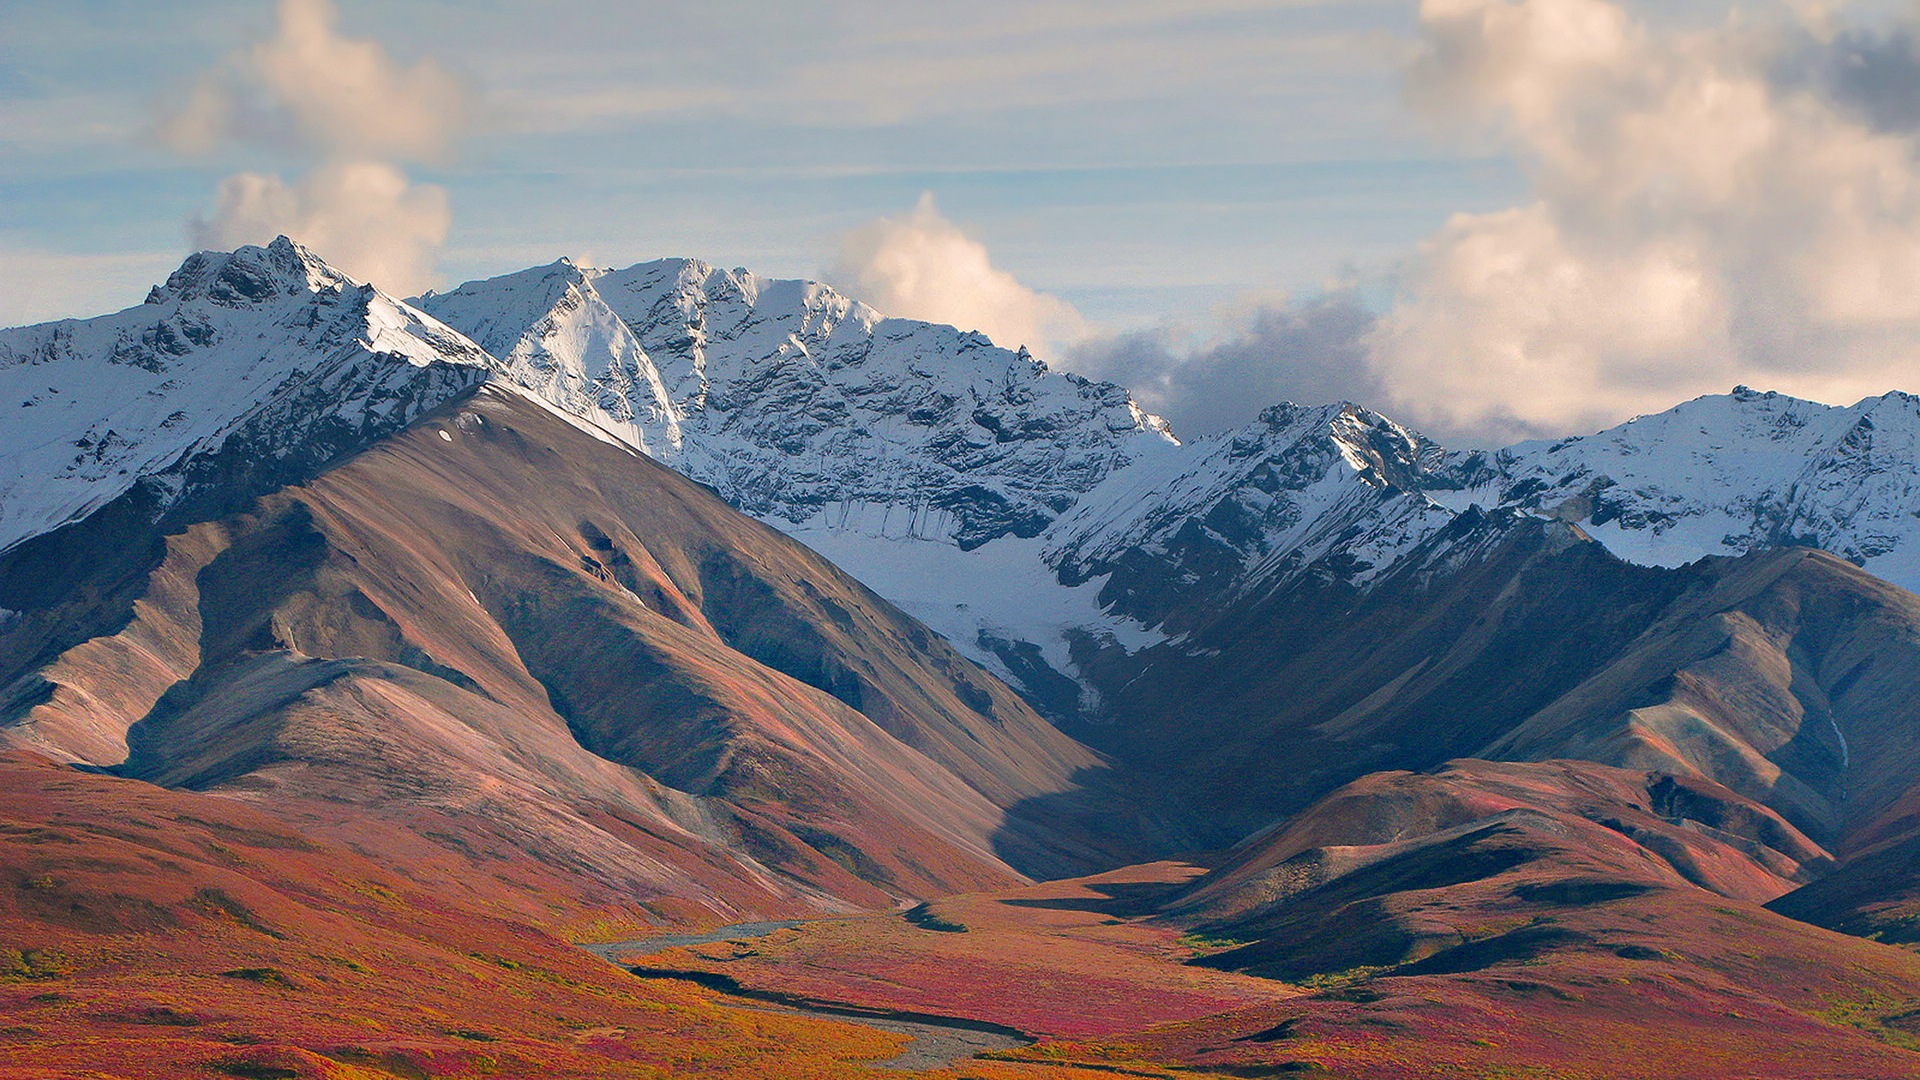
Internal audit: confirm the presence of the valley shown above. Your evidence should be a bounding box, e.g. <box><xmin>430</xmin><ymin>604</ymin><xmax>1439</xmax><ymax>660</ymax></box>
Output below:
<box><xmin>6</xmin><ymin>240</ymin><xmax>1920</xmax><ymax>1077</ymax></box>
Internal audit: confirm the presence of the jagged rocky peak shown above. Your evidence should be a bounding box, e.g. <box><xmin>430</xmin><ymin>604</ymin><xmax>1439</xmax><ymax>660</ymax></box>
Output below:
<box><xmin>1039</xmin><ymin>399</ymin><xmax>1458</xmax><ymax>628</ymax></box>
<box><xmin>147</xmin><ymin>236</ymin><xmax>350</xmax><ymax>308</ymax></box>
<box><xmin>16</xmin><ymin>237</ymin><xmax>1920</xmax><ymax>701</ymax></box>
<box><xmin>1233</xmin><ymin>400</ymin><xmax>1446</xmax><ymax>492</ymax></box>
<box><xmin>420</xmin><ymin>256</ymin><xmax>1177</xmax><ymax>549</ymax></box>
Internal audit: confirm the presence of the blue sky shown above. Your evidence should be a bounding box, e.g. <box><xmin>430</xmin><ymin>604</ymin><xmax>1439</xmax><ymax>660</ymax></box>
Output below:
<box><xmin>0</xmin><ymin>0</ymin><xmax>1516</xmax><ymax>325</ymax></box>
<box><xmin>7</xmin><ymin>1</ymin><xmax>1920</xmax><ymax>442</ymax></box>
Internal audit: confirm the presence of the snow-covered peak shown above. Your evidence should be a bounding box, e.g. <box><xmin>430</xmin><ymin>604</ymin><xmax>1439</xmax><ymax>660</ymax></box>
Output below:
<box><xmin>414</xmin><ymin>257</ymin><xmax>595</xmax><ymax>357</ymax></box>
<box><xmin>1042</xmin><ymin>401</ymin><xmax>1455</xmax><ymax>627</ymax></box>
<box><xmin>0</xmin><ymin>238</ymin><xmax>491</xmax><ymax>552</ymax></box>
<box><xmin>1434</xmin><ymin>386</ymin><xmax>1920</xmax><ymax>588</ymax></box>
<box><xmin>415</xmin><ymin>259</ymin><xmax>686</xmax><ymax>455</ymax></box>
<box><xmin>421</xmin><ymin>257</ymin><xmax>1176</xmax><ymax>549</ymax></box>
<box><xmin>148</xmin><ymin>236</ymin><xmax>350</xmax><ymax>308</ymax></box>
<box><xmin>16</xmin><ymin>239</ymin><xmax>1920</xmax><ymax>719</ymax></box>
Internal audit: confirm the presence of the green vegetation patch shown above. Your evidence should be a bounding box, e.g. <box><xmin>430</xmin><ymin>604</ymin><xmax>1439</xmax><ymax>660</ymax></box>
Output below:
<box><xmin>220</xmin><ymin>967</ymin><xmax>294</xmax><ymax>988</ymax></box>
<box><xmin>210</xmin><ymin>1062</ymin><xmax>298</xmax><ymax>1079</ymax></box>
<box><xmin>0</xmin><ymin>948</ymin><xmax>71</xmax><ymax>981</ymax></box>
<box><xmin>904</xmin><ymin>902</ymin><xmax>967</xmax><ymax>933</ymax></box>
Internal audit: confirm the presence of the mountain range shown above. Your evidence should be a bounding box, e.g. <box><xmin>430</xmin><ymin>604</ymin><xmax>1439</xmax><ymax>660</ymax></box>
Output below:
<box><xmin>8</xmin><ymin>237</ymin><xmax>1920</xmax><ymax>1078</ymax></box>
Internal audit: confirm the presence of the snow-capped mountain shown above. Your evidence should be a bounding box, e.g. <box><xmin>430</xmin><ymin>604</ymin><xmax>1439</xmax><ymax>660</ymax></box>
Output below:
<box><xmin>11</xmin><ymin>238</ymin><xmax>1920</xmax><ymax>717</ymax></box>
<box><xmin>1434</xmin><ymin>386</ymin><xmax>1920</xmax><ymax>591</ymax></box>
<box><xmin>417</xmin><ymin>258</ymin><xmax>1177</xmax><ymax>550</ymax></box>
<box><xmin>0</xmin><ymin>238</ymin><xmax>491</xmax><ymax>551</ymax></box>
<box><xmin>1042</xmin><ymin>402</ymin><xmax>1459</xmax><ymax>629</ymax></box>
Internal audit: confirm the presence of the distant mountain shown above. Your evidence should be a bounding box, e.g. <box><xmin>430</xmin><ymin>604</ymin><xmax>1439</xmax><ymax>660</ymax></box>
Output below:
<box><xmin>1437</xmin><ymin>385</ymin><xmax>1920</xmax><ymax>589</ymax></box>
<box><xmin>15</xmin><ymin>241</ymin><xmax>1920</xmax><ymax>726</ymax></box>
<box><xmin>1042</xmin><ymin>401</ymin><xmax>1455</xmax><ymax>632</ymax></box>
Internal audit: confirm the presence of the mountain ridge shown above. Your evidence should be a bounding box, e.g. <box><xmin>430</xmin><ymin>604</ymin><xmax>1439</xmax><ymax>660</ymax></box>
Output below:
<box><xmin>13</xmin><ymin>240</ymin><xmax>1920</xmax><ymax>718</ymax></box>
<box><xmin>11</xmin><ymin>240</ymin><xmax>1920</xmax><ymax>1077</ymax></box>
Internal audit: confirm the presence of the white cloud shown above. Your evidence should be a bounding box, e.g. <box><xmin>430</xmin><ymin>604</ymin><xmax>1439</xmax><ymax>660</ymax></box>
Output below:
<box><xmin>189</xmin><ymin>163</ymin><xmax>451</xmax><ymax>298</ymax></box>
<box><xmin>831</xmin><ymin>193</ymin><xmax>1386</xmax><ymax>438</ymax></box>
<box><xmin>828</xmin><ymin>193</ymin><xmax>1090</xmax><ymax>358</ymax></box>
<box><xmin>161</xmin><ymin>0</ymin><xmax>465</xmax><ymax>295</ymax></box>
<box><xmin>1367</xmin><ymin>0</ymin><xmax>1920</xmax><ymax>440</ymax></box>
<box><xmin>161</xmin><ymin>0</ymin><xmax>465</xmax><ymax>162</ymax></box>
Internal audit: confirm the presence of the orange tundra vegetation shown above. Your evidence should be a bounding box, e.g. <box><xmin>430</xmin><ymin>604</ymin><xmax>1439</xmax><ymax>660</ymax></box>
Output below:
<box><xmin>646</xmin><ymin>770</ymin><xmax>1920</xmax><ymax>1080</ymax></box>
<box><xmin>0</xmin><ymin>751</ymin><xmax>1151</xmax><ymax>1080</ymax></box>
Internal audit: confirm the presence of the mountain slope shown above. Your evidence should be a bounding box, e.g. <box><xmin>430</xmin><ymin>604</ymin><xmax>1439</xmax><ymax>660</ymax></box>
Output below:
<box><xmin>1062</xmin><ymin>509</ymin><xmax>1920</xmax><ymax>865</ymax></box>
<box><xmin>1</xmin><ymin>382</ymin><xmax>1130</xmax><ymax>916</ymax></box>
<box><xmin>0</xmin><ymin>748</ymin><xmax>1052</xmax><ymax>1080</ymax></box>
<box><xmin>1478</xmin><ymin>547</ymin><xmax>1920</xmax><ymax>840</ymax></box>
<box><xmin>1099</xmin><ymin>757</ymin><xmax>1920</xmax><ymax>1080</ymax></box>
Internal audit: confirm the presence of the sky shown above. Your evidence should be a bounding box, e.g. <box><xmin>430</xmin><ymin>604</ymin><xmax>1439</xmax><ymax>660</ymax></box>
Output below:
<box><xmin>4</xmin><ymin>0</ymin><xmax>1920</xmax><ymax>444</ymax></box>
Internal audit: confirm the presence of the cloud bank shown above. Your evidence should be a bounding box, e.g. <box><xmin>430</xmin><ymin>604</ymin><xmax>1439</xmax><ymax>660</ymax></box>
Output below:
<box><xmin>830</xmin><ymin>194</ymin><xmax>1387</xmax><ymax>439</ymax></box>
<box><xmin>1368</xmin><ymin>0</ymin><xmax>1920</xmax><ymax>440</ymax></box>
<box><xmin>833</xmin><ymin>3</ymin><xmax>1920</xmax><ymax>446</ymax></box>
<box><xmin>1069</xmin><ymin>293</ymin><xmax>1383</xmax><ymax>437</ymax></box>
<box><xmin>163</xmin><ymin>0</ymin><xmax>465</xmax><ymax>296</ymax></box>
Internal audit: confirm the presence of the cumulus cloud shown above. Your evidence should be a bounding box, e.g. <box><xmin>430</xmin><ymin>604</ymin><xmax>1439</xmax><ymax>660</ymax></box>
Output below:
<box><xmin>828</xmin><ymin>193</ymin><xmax>1089</xmax><ymax>358</ymax></box>
<box><xmin>190</xmin><ymin>163</ymin><xmax>451</xmax><ymax>297</ymax></box>
<box><xmin>161</xmin><ymin>0</ymin><xmax>465</xmax><ymax>295</ymax></box>
<box><xmin>831</xmin><ymin>193</ymin><xmax>1384</xmax><ymax>438</ymax></box>
<box><xmin>1367</xmin><ymin>0</ymin><xmax>1920</xmax><ymax>440</ymax></box>
<box><xmin>1069</xmin><ymin>292</ymin><xmax>1382</xmax><ymax>437</ymax></box>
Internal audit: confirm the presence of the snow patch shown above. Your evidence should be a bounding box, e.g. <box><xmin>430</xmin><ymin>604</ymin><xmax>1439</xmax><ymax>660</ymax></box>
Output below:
<box><xmin>788</xmin><ymin>522</ymin><xmax>1165</xmax><ymax>692</ymax></box>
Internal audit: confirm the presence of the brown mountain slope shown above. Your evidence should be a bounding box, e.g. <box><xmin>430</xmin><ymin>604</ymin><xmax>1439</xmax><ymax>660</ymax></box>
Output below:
<box><xmin>0</xmin><ymin>384</ymin><xmax>1123</xmax><ymax>916</ymax></box>
<box><xmin>1095</xmin><ymin>756</ymin><xmax>1920</xmax><ymax>1079</ymax></box>
<box><xmin>1072</xmin><ymin>516</ymin><xmax>1920</xmax><ymax>858</ymax></box>
<box><xmin>1769</xmin><ymin>829</ymin><xmax>1920</xmax><ymax>945</ymax></box>
<box><xmin>1480</xmin><ymin>547</ymin><xmax>1920</xmax><ymax>839</ymax></box>
<box><xmin>1169</xmin><ymin>758</ymin><xmax>1831</xmax><ymax>978</ymax></box>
